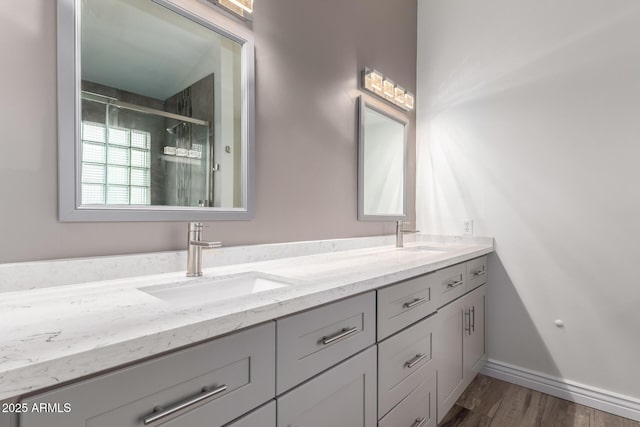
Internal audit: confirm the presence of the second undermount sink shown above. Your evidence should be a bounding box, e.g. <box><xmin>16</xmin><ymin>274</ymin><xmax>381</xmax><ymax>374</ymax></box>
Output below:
<box><xmin>140</xmin><ymin>272</ymin><xmax>291</xmax><ymax>305</ymax></box>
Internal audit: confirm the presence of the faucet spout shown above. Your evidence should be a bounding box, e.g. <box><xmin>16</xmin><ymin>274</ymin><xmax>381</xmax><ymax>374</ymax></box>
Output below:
<box><xmin>187</xmin><ymin>222</ymin><xmax>222</xmax><ymax>277</ymax></box>
<box><xmin>396</xmin><ymin>221</ymin><xmax>420</xmax><ymax>248</ymax></box>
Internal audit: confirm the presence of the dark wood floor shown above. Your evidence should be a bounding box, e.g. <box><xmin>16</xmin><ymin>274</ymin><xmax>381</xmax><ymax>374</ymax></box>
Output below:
<box><xmin>440</xmin><ymin>375</ymin><xmax>640</xmax><ymax>427</ymax></box>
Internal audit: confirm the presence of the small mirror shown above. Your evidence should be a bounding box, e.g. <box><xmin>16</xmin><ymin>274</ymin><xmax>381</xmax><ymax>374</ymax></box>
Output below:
<box><xmin>58</xmin><ymin>0</ymin><xmax>254</xmax><ymax>221</ymax></box>
<box><xmin>358</xmin><ymin>96</ymin><xmax>407</xmax><ymax>221</ymax></box>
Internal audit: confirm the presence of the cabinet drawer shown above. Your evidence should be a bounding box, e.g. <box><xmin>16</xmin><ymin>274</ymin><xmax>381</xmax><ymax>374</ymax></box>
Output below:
<box><xmin>466</xmin><ymin>256</ymin><xmax>488</xmax><ymax>292</ymax></box>
<box><xmin>276</xmin><ymin>292</ymin><xmax>375</xmax><ymax>394</ymax></box>
<box><xmin>433</xmin><ymin>263</ymin><xmax>467</xmax><ymax>308</ymax></box>
<box><xmin>378</xmin><ymin>372</ymin><xmax>436</xmax><ymax>427</ymax></box>
<box><xmin>277</xmin><ymin>346</ymin><xmax>377</xmax><ymax>427</ymax></box>
<box><xmin>377</xmin><ymin>274</ymin><xmax>437</xmax><ymax>340</ymax></box>
<box><xmin>20</xmin><ymin>323</ymin><xmax>275</xmax><ymax>427</ymax></box>
<box><xmin>224</xmin><ymin>401</ymin><xmax>275</xmax><ymax>427</ymax></box>
<box><xmin>378</xmin><ymin>315</ymin><xmax>436</xmax><ymax>418</ymax></box>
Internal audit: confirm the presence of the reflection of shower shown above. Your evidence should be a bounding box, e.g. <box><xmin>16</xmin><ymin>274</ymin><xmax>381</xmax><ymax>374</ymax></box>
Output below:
<box><xmin>166</xmin><ymin>121</ymin><xmax>187</xmax><ymax>134</ymax></box>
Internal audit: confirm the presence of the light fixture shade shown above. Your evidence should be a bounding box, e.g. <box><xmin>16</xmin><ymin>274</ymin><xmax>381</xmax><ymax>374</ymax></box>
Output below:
<box><xmin>394</xmin><ymin>86</ymin><xmax>406</xmax><ymax>107</ymax></box>
<box><xmin>382</xmin><ymin>79</ymin><xmax>395</xmax><ymax>101</ymax></box>
<box><xmin>404</xmin><ymin>92</ymin><xmax>415</xmax><ymax>110</ymax></box>
<box><xmin>364</xmin><ymin>68</ymin><xmax>384</xmax><ymax>97</ymax></box>
<box><xmin>228</xmin><ymin>0</ymin><xmax>253</xmax><ymax>13</ymax></box>
<box><xmin>214</xmin><ymin>0</ymin><xmax>253</xmax><ymax>20</ymax></box>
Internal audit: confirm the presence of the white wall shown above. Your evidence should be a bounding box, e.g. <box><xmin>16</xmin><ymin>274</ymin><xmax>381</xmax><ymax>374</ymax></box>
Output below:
<box><xmin>417</xmin><ymin>0</ymin><xmax>640</xmax><ymax>402</ymax></box>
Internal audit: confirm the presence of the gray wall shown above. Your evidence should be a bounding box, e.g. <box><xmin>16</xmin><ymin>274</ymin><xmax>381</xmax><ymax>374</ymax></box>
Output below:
<box><xmin>0</xmin><ymin>0</ymin><xmax>416</xmax><ymax>263</ymax></box>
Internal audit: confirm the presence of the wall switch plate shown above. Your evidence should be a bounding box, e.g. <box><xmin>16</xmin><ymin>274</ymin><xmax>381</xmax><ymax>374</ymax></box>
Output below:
<box><xmin>463</xmin><ymin>219</ymin><xmax>473</xmax><ymax>235</ymax></box>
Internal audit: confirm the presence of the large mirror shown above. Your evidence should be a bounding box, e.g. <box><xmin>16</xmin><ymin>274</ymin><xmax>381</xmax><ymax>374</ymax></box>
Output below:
<box><xmin>358</xmin><ymin>96</ymin><xmax>407</xmax><ymax>221</ymax></box>
<box><xmin>58</xmin><ymin>0</ymin><xmax>254</xmax><ymax>221</ymax></box>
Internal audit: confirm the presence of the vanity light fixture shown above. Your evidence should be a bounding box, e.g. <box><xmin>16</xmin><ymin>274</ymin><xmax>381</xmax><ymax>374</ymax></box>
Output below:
<box><xmin>362</xmin><ymin>68</ymin><xmax>414</xmax><ymax>112</ymax></box>
<box><xmin>208</xmin><ymin>0</ymin><xmax>254</xmax><ymax>21</ymax></box>
<box><xmin>163</xmin><ymin>146</ymin><xmax>202</xmax><ymax>159</ymax></box>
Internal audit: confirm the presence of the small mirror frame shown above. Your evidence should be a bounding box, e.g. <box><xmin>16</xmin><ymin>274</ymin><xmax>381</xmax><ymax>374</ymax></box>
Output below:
<box><xmin>357</xmin><ymin>96</ymin><xmax>408</xmax><ymax>222</ymax></box>
<box><xmin>57</xmin><ymin>0</ymin><xmax>255</xmax><ymax>221</ymax></box>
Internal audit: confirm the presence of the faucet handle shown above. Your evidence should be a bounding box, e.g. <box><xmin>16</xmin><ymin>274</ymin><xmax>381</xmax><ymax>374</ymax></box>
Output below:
<box><xmin>189</xmin><ymin>241</ymin><xmax>222</xmax><ymax>249</ymax></box>
<box><xmin>188</xmin><ymin>222</ymin><xmax>204</xmax><ymax>232</ymax></box>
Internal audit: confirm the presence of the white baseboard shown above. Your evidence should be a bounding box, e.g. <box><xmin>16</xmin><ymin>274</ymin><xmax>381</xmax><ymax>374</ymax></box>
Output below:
<box><xmin>481</xmin><ymin>359</ymin><xmax>640</xmax><ymax>422</ymax></box>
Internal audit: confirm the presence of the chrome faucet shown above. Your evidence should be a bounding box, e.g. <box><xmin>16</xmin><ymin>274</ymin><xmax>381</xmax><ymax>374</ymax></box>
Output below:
<box><xmin>187</xmin><ymin>222</ymin><xmax>222</xmax><ymax>277</ymax></box>
<box><xmin>396</xmin><ymin>221</ymin><xmax>420</xmax><ymax>248</ymax></box>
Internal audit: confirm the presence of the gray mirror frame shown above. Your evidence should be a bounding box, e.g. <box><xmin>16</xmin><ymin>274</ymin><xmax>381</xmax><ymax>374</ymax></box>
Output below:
<box><xmin>357</xmin><ymin>96</ymin><xmax>408</xmax><ymax>222</ymax></box>
<box><xmin>57</xmin><ymin>0</ymin><xmax>255</xmax><ymax>221</ymax></box>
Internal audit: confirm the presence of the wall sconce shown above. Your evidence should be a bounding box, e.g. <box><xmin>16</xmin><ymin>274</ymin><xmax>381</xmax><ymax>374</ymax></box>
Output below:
<box><xmin>362</xmin><ymin>68</ymin><xmax>414</xmax><ymax>112</ymax></box>
<box><xmin>207</xmin><ymin>0</ymin><xmax>254</xmax><ymax>21</ymax></box>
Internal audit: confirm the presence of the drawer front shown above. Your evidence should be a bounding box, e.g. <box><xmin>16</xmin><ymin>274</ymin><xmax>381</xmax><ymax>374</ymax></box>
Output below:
<box><xmin>433</xmin><ymin>263</ymin><xmax>467</xmax><ymax>308</ymax></box>
<box><xmin>466</xmin><ymin>256</ymin><xmax>488</xmax><ymax>292</ymax></box>
<box><xmin>277</xmin><ymin>346</ymin><xmax>377</xmax><ymax>427</ymax></box>
<box><xmin>20</xmin><ymin>323</ymin><xmax>275</xmax><ymax>427</ymax></box>
<box><xmin>377</xmin><ymin>274</ymin><xmax>437</xmax><ymax>340</ymax></box>
<box><xmin>378</xmin><ymin>315</ymin><xmax>436</xmax><ymax>418</ymax></box>
<box><xmin>224</xmin><ymin>401</ymin><xmax>275</xmax><ymax>427</ymax></box>
<box><xmin>276</xmin><ymin>292</ymin><xmax>376</xmax><ymax>394</ymax></box>
<box><xmin>378</xmin><ymin>372</ymin><xmax>436</xmax><ymax>427</ymax></box>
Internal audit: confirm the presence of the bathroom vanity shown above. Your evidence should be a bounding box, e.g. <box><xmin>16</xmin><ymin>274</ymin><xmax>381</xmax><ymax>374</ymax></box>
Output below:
<box><xmin>1</xmin><ymin>238</ymin><xmax>491</xmax><ymax>427</ymax></box>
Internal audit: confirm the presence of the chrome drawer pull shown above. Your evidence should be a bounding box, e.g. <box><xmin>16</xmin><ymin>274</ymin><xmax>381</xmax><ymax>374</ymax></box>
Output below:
<box><xmin>472</xmin><ymin>269</ymin><xmax>486</xmax><ymax>277</ymax></box>
<box><xmin>322</xmin><ymin>326</ymin><xmax>358</xmax><ymax>345</ymax></box>
<box><xmin>143</xmin><ymin>384</ymin><xmax>227</xmax><ymax>425</ymax></box>
<box><xmin>412</xmin><ymin>417</ymin><xmax>427</xmax><ymax>427</ymax></box>
<box><xmin>472</xmin><ymin>306</ymin><xmax>475</xmax><ymax>332</ymax></box>
<box><xmin>464</xmin><ymin>310</ymin><xmax>471</xmax><ymax>335</ymax></box>
<box><xmin>403</xmin><ymin>297</ymin><xmax>427</xmax><ymax>309</ymax></box>
<box><xmin>404</xmin><ymin>353</ymin><xmax>428</xmax><ymax>369</ymax></box>
<box><xmin>446</xmin><ymin>279</ymin><xmax>463</xmax><ymax>288</ymax></box>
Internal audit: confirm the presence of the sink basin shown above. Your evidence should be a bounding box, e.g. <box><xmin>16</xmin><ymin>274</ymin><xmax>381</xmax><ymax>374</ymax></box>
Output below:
<box><xmin>401</xmin><ymin>245</ymin><xmax>449</xmax><ymax>254</ymax></box>
<box><xmin>140</xmin><ymin>272</ymin><xmax>290</xmax><ymax>305</ymax></box>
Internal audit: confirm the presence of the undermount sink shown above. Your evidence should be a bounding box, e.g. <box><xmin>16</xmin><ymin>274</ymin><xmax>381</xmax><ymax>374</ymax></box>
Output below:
<box><xmin>400</xmin><ymin>245</ymin><xmax>449</xmax><ymax>254</ymax></box>
<box><xmin>140</xmin><ymin>272</ymin><xmax>291</xmax><ymax>305</ymax></box>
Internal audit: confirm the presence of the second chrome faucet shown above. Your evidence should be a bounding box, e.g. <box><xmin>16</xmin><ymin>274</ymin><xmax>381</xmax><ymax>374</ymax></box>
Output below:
<box><xmin>187</xmin><ymin>222</ymin><xmax>222</xmax><ymax>277</ymax></box>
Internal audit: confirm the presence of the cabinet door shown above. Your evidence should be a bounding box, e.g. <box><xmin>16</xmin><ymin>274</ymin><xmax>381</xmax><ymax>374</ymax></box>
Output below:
<box><xmin>225</xmin><ymin>401</ymin><xmax>275</xmax><ymax>427</ymax></box>
<box><xmin>434</xmin><ymin>297</ymin><xmax>465</xmax><ymax>423</ymax></box>
<box><xmin>277</xmin><ymin>346</ymin><xmax>377</xmax><ymax>427</ymax></box>
<box><xmin>463</xmin><ymin>285</ymin><xmax>487</xmax><ymax>380</ymax></box>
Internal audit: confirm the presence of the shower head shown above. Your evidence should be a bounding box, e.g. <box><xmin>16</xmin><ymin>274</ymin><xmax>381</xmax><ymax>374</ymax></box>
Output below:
<box><xmin>166</xmin><ymin>122</ymin><xmax>187</xmax><ymax>134</ymax></box>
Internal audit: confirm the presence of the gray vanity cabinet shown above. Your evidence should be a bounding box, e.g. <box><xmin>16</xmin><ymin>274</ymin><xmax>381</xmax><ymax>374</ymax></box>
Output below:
<box><xmin>433</xmin><ymin>262</ymin><xmax>467</xmax><ymax>308</ymax></box>
<box><xmin>378</xmin><ymin>372</ymin><xmax>436</xmax><ymax>427</ymax></box>
<box><xmin>377</xmin><ymin>273</ymin><xmax>437</xmax><ymax>340</ymax></box>
<box><xmin>20</xmin><ymin>322</ymin><xmax>275</xmax><ymax>427</ymax></box>
<box><xmin>377</xmin><ymin>314</ymin><xmax>436</xmax><ymax>418</ymax></box>
<box><xmin>466</xmin><ymin>255</ymin><xmax>488</xmax><ymax>292</ymax></box>
<box><xmin>434</xmin><ymin>291</ymin><xmax>465</xmax><ymax>422</ymax></box>
<box><xmin>277</xmin><ymin>346</ymin><xmax>377</xmax><ymax>427</ymax></box>
<box><xmin>463</xmin><ymin>284</ymin><xmax>487</xmax><ymax>379</ymax></box>
<box><xmin>225</xmin><ymin>401</ymin><xmax>276</xmax><ymax>427</ymax></box>
<box><xmin>435</xmin><ymin>284</ymin><xmax>487</xmax><ymax>423</ymax></box>
<box><xmin>276</xmin><ymin>292</ymin><xmax>375</xmax><ymax>394</ymax></box>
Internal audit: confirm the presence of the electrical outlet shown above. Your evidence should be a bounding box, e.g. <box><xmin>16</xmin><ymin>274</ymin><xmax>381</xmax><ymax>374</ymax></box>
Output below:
<box><xmin>463</xmin><ymin>219</ymin><xmax>473</xmax><ymax>235</ymax></box>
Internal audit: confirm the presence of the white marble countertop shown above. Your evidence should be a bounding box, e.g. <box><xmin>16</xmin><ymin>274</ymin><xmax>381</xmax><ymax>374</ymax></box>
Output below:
<box><xmin>0</xmin><ymin>237</ymin><xmax>493</xmax><ymax>401</ymax></box>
